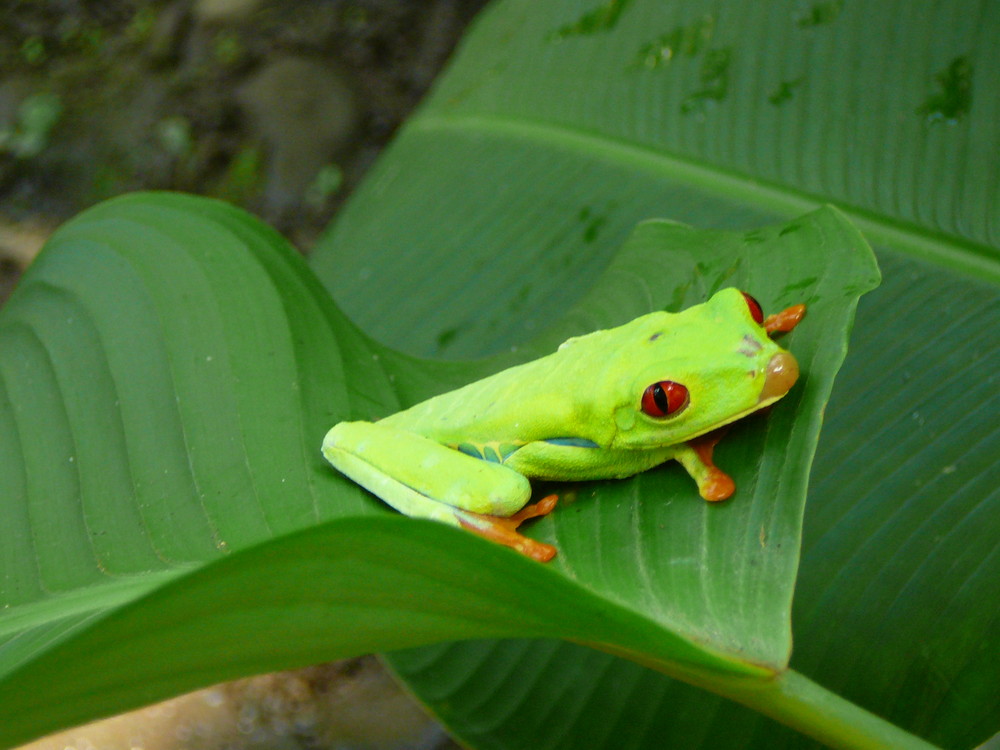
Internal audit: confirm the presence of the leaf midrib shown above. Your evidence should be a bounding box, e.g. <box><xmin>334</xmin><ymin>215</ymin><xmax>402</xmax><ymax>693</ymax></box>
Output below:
<box><xmin>412</xmin><ymin>113</ymin><xmax>999</xmax><ymax>282</ymax></box>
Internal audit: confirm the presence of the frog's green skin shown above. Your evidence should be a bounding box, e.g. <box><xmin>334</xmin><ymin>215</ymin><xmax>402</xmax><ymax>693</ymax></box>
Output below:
<box><xmin>322</xmin><ymin>287</ymin><xmax>802</xmax><ymax>561</ymax></box>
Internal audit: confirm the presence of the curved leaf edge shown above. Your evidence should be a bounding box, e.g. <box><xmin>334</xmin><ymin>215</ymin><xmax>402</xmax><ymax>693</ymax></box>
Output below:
<box><xmin>0</xmin><ymin>515</ymin><xmax>771</xmax><ymax>748</ymax></box>
<box><xmin>2</xmin><ymin>516</ymin><xmax>939</xmax><ymax>749</ymax></box>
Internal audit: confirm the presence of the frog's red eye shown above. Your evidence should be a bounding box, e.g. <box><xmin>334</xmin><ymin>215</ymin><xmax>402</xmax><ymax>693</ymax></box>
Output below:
<box><xmin>742</xmin><ymin>292</ymin><xmax>764</xmax><ymax>325</ymax></box>
<box><xmin>641</xmin><ymin>381</ymin><xmax>689</xmax><ymax>418</ymax></box>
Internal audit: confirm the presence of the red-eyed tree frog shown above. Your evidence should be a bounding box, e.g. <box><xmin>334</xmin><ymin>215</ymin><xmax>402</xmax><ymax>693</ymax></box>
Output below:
<box><xmin>322</xmin><ymin>288</ymin><xmax>805</xmax><ymax>562</ymax></box>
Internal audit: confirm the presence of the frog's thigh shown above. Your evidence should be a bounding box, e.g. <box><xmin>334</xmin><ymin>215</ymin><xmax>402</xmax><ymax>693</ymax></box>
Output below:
<box><xmin>323</xmin><ymin>421</ymin><xmax>532</xmax><ymax>519</ymax></box>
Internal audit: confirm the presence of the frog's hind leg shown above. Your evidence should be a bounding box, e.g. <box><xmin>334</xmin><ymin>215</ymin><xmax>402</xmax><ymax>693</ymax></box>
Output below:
<box><xmin>323</xmin><ymin>421</ymin><xmax>557</xmax><ymax>561</ymax></box>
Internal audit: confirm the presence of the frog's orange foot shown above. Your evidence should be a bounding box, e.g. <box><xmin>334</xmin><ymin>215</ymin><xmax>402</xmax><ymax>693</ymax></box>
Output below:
<box><xmin>456</xmin><ymin>495</ymin><xmax>559</xmax><ymax>562</ymax></box>
<box><xmin>688</xmin><ymin>430</ymin><xmax>736</xmax><ymax>502</ymax></box>
<box><xmin>699</xmin><ymin>467</ymin><xmax>735</xmax><ymax>501</ymax></box>
<box><xmin>764</xmin><ymin>304</ymin><xmax>806</xmax><ymax>335</ymax></box>
<box><xmin>508</xmin><ymin>494</ymin><xmax>558</xmax><ymax>525</ymax></box>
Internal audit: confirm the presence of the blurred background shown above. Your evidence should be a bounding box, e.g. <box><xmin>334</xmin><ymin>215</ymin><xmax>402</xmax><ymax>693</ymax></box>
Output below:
<box><xmin>1</xmin><ymin>1</ymin><xmax>490</xmax><ymax>748</ymax></box>
<box><xmin>1</xmin><ymin>0</ymin><xmax>488</xmax><ymax>299</ymax></box>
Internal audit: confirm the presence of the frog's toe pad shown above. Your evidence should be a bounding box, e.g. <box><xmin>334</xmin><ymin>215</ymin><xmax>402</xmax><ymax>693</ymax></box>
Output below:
<box><xmin>699</xmin><ymin>469</ymin><xmax>735</xmax><ymax>501</ymax></box>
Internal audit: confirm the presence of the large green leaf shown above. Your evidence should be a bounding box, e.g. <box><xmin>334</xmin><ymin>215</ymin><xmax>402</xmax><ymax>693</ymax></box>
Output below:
<box><xmin>1</xmin><ymin>0</ymin><xmax>996</xmax><ymax>747</ymax></box>
<box><xmin>0</xmin><ymin>189</ymin><xmax>882</xmax><ymax>747</ymax></box>
<box><xmin>305</xmin><ymin>1</ymin><xmax>1000</xmax><ymax>749</ymax></box>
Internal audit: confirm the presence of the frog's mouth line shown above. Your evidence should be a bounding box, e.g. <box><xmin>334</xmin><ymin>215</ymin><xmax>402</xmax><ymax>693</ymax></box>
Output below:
<box><xmin>667</xmin><ymin>350</ymin><xmax>801</xmax><ymax>445</ymax></box>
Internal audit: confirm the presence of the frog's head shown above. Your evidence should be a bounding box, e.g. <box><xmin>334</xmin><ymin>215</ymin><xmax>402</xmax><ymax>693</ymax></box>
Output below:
<box><xmin>607</xmin><ymin>287</ymin><xmax>801</xmax><ymax>450</ymax></box>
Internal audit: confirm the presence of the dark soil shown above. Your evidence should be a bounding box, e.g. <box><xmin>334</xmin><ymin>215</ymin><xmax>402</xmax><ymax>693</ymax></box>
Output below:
<box><xmin>0</xmin><ymin>0</ymin><xmax>490</xmax><ymax>299</ymax></box>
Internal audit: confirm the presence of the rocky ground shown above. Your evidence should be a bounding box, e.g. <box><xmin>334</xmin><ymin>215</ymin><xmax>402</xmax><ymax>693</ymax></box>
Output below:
<box><xmin>2</xmin><ymin>1</ymin><xmax>490</xmax><ymax>748</ymax></box>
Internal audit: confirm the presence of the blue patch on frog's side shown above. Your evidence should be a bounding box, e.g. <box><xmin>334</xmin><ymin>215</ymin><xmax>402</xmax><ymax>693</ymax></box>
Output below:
<box><xmin>455</xmin><ymin>442</ymin><xmax>522</xmax><ymax>463</ymax></box>
<box><xmin>543</xmin><ymin>437</ymin><xmax>600</xmax><ymax>448</ymax></box>
<box><xmin>456</xmin><ymin>443</ymin><xmax>482</xmax><ymax>459</ymax></box>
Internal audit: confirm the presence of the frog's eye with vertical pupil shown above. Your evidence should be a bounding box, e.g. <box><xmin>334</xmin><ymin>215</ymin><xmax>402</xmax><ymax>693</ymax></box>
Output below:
<box><xmin>742</xmin><ymin>292</ymin><xmax>765</xmax><ymax>325</ymax></box>
<box><xmin>641</xmin><ymin>381</ymin><xmax>690</xmax><ymax>418</ymax></box>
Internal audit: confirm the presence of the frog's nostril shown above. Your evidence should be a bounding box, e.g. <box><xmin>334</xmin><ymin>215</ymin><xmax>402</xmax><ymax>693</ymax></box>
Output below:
<box><xmin>759</xmin><ymin>352</ymin><xmax>799</xmax><ymax>403</ymax></box>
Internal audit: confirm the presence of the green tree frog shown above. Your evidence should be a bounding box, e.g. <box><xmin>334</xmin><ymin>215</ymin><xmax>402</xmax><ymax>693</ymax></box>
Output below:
<box><xmin>323</xmin><ymin>288</ymin><xmax>805</xmax><ymax>562</ymax></box>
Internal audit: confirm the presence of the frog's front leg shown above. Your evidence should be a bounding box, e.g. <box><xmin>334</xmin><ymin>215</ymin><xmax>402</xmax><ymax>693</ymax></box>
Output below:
<box><xmin>323</xmin><ymin>422</ymin><xmax>558</xmax><ymax>561</ymax></box>
<box><xmin>673</xmin><ymin>428</ymin><xmax>736</xmax><ymax>501</ymax></box>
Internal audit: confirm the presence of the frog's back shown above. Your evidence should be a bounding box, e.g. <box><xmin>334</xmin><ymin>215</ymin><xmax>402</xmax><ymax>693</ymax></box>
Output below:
<box><xmin>380</xmin><ymin>312</ymin><xmax>668</xmax><ymax>448</ymax></box>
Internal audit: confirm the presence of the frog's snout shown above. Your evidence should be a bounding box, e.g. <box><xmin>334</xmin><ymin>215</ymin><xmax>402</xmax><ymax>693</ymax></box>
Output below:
<box><xmin>758</xmin><ymin>351</ymin><xmax>799</xmax><ymax>403</ymax></box>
